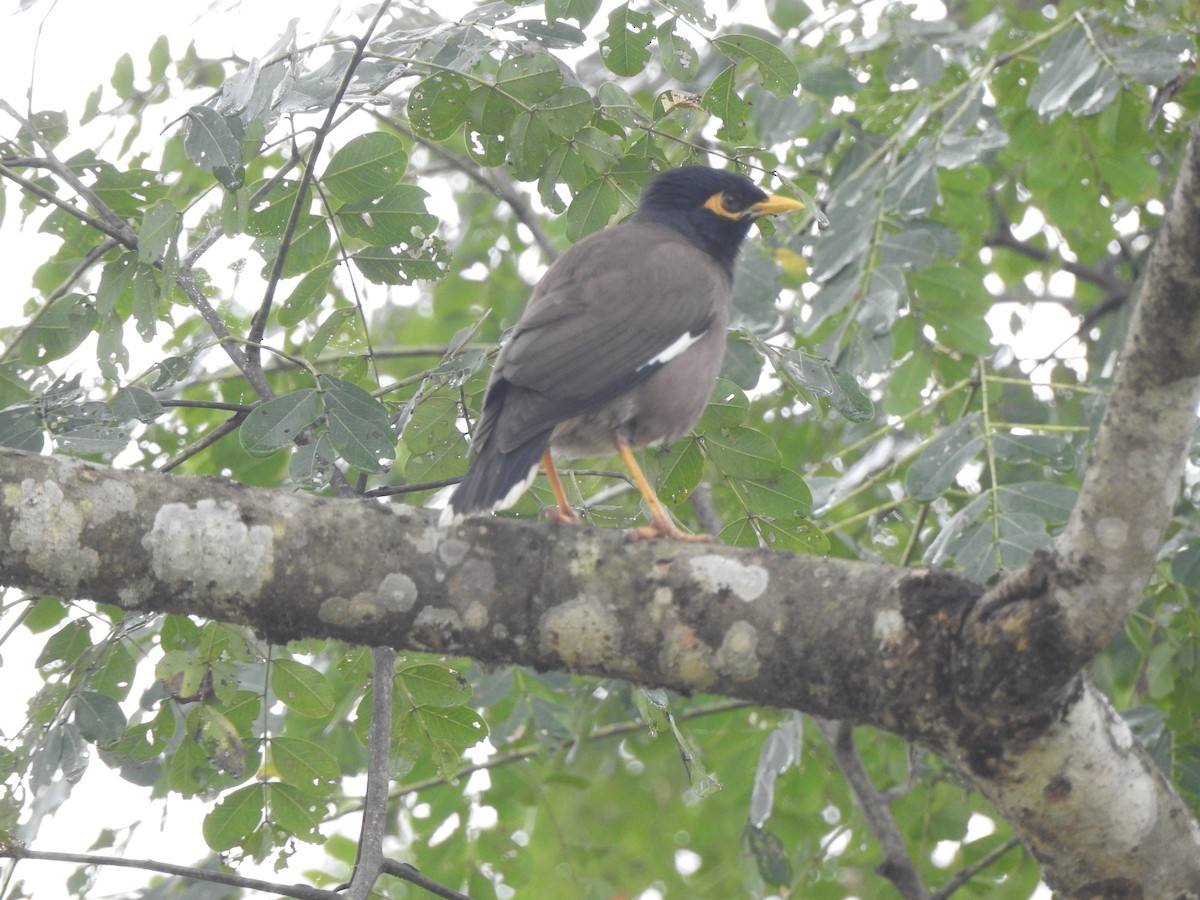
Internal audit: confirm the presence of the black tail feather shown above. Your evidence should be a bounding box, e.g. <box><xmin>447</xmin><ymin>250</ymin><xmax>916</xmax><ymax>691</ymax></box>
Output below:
<box><xmin>440</xmin><ymin>431</ymin><xmax>552</xmax><ymax>524</ymax></box>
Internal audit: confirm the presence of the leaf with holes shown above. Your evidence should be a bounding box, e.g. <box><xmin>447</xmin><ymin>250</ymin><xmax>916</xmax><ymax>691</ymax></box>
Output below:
<box><xmin>701</xmin><ymin>65</ymin><xmax>751</xmax><ymax>141</ymax></box>
<box><xmin>714</xmin><ymin>34</ymin><xmax>799</xmax><ymax>98</ymax></box>
<box><xmin>408</xmin><ymin>73</ymin><xmax>472</xmax><ymax>140</ymax></box>
<box><xmin>601</xmin><ymin>5</ymin><xmax>654</xmax><ymax>76</ymax></box>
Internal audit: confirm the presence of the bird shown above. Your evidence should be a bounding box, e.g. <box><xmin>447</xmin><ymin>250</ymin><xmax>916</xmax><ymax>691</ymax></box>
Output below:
<box><xmin>439</xmin><ymin>165</ymin><xmax>804</xmax><ymax>540</ymax></box>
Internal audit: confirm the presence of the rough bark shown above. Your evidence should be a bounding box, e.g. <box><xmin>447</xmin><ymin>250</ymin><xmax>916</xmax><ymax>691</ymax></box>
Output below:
<box><xmin>1</xmin><ymin>444</ymin><xmax>1199</xmax><ymax>895</ymax></box>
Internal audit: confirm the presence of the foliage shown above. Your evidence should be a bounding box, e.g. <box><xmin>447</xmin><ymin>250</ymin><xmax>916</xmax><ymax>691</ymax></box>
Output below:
<box><xmin>1</xmin><ymin>0</ymin><xmax>1198</xmax><ymax>896</ymax></box>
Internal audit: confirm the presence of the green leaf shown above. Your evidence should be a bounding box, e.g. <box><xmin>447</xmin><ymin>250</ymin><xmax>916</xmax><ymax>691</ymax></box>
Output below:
<box><xmin>37</xmin><ymin>620</ymin><xmax>93</xmax><ymax>670</ymax></box>
<box><xmin>137</xmin><ymin>199</ymin><xmax>179</xmax><ymax>264</ymax></box>
<box><xmin>746</xmin><ymin>825</ymin><xmax>793</xmax><ymax>886</ymax></box>
<box><xmin>597</xmin><ymin>81</ymin><xmax>649</xmax><ymax>127</ymax></box>
<box><xmin>408</xmin><ymin>73</ymin><xmax>472</xmax><ymax>140</ymax></box>
<box><xmin>740</xmin><ymin>469</ymin><xmax>813</xmax><ymax>519</ymax></box>
<box><xmin>998</xmin><ymin>482</ymin><xmax>1077</xmax><ymax>526</ymax></box>
<box><xmin>323</xmin><ymin>132</ymin><xmax>408</xmax><ymax>204</ymax></box>
<box><xmin>509</xmin><ymin>109</ymin><xmax>555</xmax><ymax>181</ymax></box>
<box><xmin>649</xmin><ymin>439</ymin><xmax>704</xmax><ymax>505</ymax></box>
<box><xmin>657</xmin><ymin>0</ymin><xmax>715</xmax><ymax>28</ymax></box>
<box><xmin>239</xmin><ymin>390</ymin><xmax>323</xmax><ymax>457</ymax></box>
<box><xmin>18</xmin><ymin>294</ymin><xmax>97</xmax><ymax>365</ymax></box>
<box><xmin>246</xmin><ymin>179</ymin><xmax>304</xmax><ymax>236</ymax></box>
<box><xmin>203</xmin><ymin>784</ymin><xmax>264</xmax><ymax>851</ymax></box>
<box><xmin>992</xmin><ymin>432</ymin><xmax>1075</xmax><ymax>471</ymax></box>
<box><xmin>74</xmin><ymin>691</ymin><xmax>127</xmax><ymax>745</ymax></box>
<box><xmin>537</xmin><ymin>85</ymin><xmax>594</xmax><ymax>138</ymax></box>
<box><xmin>547</xmin><ymin>0</ymin><xmax>602</xmax><ymax>26</ymax></box>
<box><xmin>196</xmin><ymin>706</ymin><xmax>246</xmax><ymax>777</ymax></box>
<box><xmin>713</xmin><ymin>34</ymin><xmax>799</xmax><ymax>98</ymax></box>
<box><xmin>703</xmin><ymin>427</ymin><xmax>782</xmax><ymax>479</ymax></box>
<box><xmin>270</xmin><ymin>736</ymin><xmax>339</xmax><ymax>795</ymax></box>
<box><xmin>412</xmin><ymin>704</ymin><xmax>488</xmax><ymax>748</ymax></box>
<box><xmin>1028</xmin><ymin>27</ymin><xmax>1118</xmax><ymax>120</ymax></box>
<box><xmin>253</xmin><ymin>216</ymin><xmax>332</xmax><ymax>279</ymax></box>
<box><xmin>271</xmin><ymin>658</ymin><xmax>337</xmax><ymax>718</ymax></box>
<box><xmin>278</xmin><ymin>262</ymin><xmax>335</xmax><ymax>327</ymax></box>
<box><xmin>467</xmin><ymin>85</ymin><xmax>519</xmax><ymax>135</ymax></box>
<box><xmin>399</xmin><ymin>663</ymin><xmax>472</xmax><ymax>707</ymax></box>
<box><xmin>352</xmin><ymin>237</ymin><xmax>450</xmax><ymax>285</ymax></box>
<box><xmin>601</xmin><ymin>5</ymin><xmax>655</xmax><ymax>77</ymax></box>
<box><xmin>498</xmin><ymin>53</ymin><xmax>564</xmax><ymax>104</ymax></box>
<box><xmin>701</xmin><ymin>65</ymin><xmax>751</xmax><ymax>141</ymax></box>
<box><xmin>509</xmin><ymin>19</ymin><xmax>588</xmax><ymax>49</ymax></box>
<box><xmin>184</xmin><ymin>106</ymin><xmax>245</xmax><ymax>188</ymax></box>
<box><xmin>111</xmin><ymin>53</ymin><xmax>135</xmax><ymax>99</ymax></box>
<box><xmin>565</xmin><ymin>177</ymin><xmax>619</xmax><ymax>240</ymax></box>
<box><xmin>265</xmin><ymin>782</ymin><xmax>326</xmax><ymax>839</ymax></box>
<box><xmin>910</xmin><ymin>265</ymin><xmax>993</xmax><ymax>357</ymax></box>
<box><xmin>0</xmin><ymin>408</ymin><xmax>42</xmax><ymax>452</ymax></box>
<box><xmin>318</xmin><ymin>374</ymin><xmax>396</xmax><ymax>471</ymax></box>
<box><xmin>905</xmin><ymin>413</ymin><xmax>984</xmax><ymax>501</ymax></box>
<box><xmin>338</xmin><ymin>184</ymin><xmax>438</xmax><ymax>246</ymax></box>
<box><xmin>658</xmin><ymin>19</ymin><xmax>699</xmax><ymax>81</ymax></box>
<box><xmin>403</xmin><ymin>391</ymin><xmax>468</xmax><ymax>483</ymax></box>
<box><xmin>698</xmin><ymin>379</ymin><xmax>748</xmax><ymax>431</ymax></box>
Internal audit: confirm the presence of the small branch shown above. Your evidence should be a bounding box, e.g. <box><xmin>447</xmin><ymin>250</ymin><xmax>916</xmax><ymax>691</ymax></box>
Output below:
<box><xmin>932</xmin><ymin>837</ymin><xmax>1022</xmax><ymax>900</ymax></box>
<box><xmin>160</xmin><ymin>411</ymin><xmax>248</xmax><ymax>472</ymax></box>
<box><xmin>0</xmin><ymin>161</ymin><xmax>136</xmax><ymax>250</ymax></box>
<box><xmin>0</xmin><ymin>848</ymin><xmax>334</xmax><ymax>900</ymax></box>
<box><xmin>247</xmin><ymin>1</ymin><xmax>394</xmax><ymax>359</ymax></box>
<box><xmin>0</xmin><ymin>100</ymin><xmax>137</xmax><ymax>240</ymax></box>
<box><xmin>159</xmin><ymin>399</ymin><xmax>256</xmax><ymax>413</ymax></box>
<box><xmin>380</xmin><ymin>860</ymin><xmax>473</xmax><ymax>900</ymax></box>
<box><xmin>984</xmin><ymin>227</ymin><xmax>1130</xmax><ymax>304</ymax></box>
<box><xmin>688</xmin><ymin>482</ymin><xmax>724</xmax><ymax>536</ymax></box>
<box><xmin>814</xmin><ymin>718</ymin><xmax>932</xmax><ymax>900</ymax></box>
<box><xmin>346</xmin><ymin>646</ymin><xmax>397</xmax><ymax>900</ymax></box>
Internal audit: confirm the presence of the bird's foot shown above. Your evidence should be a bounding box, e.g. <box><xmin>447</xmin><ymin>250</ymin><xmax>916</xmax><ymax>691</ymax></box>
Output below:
<box><xmin>546</xmin><ymin>505</ymin><xmax>580</xmax><ymax>524</ymax></box>
<box><xmin>626</xmin><ymin>522</ymin><xmax>712</xmax><ymax>542</ymax></box>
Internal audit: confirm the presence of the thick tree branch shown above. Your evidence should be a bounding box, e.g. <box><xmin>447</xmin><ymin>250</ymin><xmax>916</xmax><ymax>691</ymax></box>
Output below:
<box><xmin>1</xmin><ymin>446</ymin><xmax>1198</xmax><ymax>894</ymax></box>
<box><xmin>961</xmin><ymin>125</ymin><xmax>1200</xmax><ymax>717</ymax></box>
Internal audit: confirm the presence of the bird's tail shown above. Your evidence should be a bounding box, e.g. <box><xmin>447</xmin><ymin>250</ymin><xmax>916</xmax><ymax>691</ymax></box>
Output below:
<box><xmin>439</xmin><ymin>431</ymin><xmax>552</xmax><ymax>526</ymax></box>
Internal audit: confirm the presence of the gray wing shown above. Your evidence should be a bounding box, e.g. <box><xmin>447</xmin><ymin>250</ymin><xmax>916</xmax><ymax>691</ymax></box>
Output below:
<box><xmin>481</xmin><ymin>221</ymin><xmax>731</xmax><ymax>453</ymax></box>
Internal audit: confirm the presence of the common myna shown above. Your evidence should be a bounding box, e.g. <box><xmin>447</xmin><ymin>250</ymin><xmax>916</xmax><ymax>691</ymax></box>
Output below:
<box><xmin>440</xmin><ymin>166</ymin><xmax>804</xmax><ymax>540</ymax></box>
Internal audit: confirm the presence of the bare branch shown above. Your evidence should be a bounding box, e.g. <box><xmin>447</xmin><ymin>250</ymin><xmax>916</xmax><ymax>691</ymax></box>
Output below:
<box><xmin>814</xmin><ymin>718</ymin><xmax>931</xmax><ymax>900</ymax></box>
<box><xmin>0</xmin><ymin>847</ymin><xmax>334</xmax><ymax>900</ymax></box>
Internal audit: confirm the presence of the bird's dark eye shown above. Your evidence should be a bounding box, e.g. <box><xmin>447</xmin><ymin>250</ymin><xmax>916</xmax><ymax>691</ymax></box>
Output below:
<box><xmin>721</xmin><ymin>191</ymin><xmax>741</xmax><ymax>213</ymax></box>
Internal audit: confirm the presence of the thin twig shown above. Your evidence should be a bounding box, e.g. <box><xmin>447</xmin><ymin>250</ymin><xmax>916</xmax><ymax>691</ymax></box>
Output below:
<box><xmin>0</xmin><ymin>100</ymin><xmax>136</xmax><ymax>239</ymax></box>
<box><xmin>0</xmin><ymin>848</ymin><xmax>334</xmax><ymax>900</ymax></box>
<box><xmin>0</xmin><ymin>161</ymin><xmax>135</xmax><ymax>249</ymax></box>
<box><xmin>814</xmin><ymin>718</ymin><xmax>932</xmax><ymax>900</ymax></box>
<box><xmin>932</xmin><ymin>836</ymin><xmax>1022</xmax><ymax>900</ymax></box>
<box><xmin>160</xmin><ymin>411</ymin><xmax>248</xmax><ymax>472</ymax></box>
<box><xmin>346</xmin><ymin>646</ymin><xmax>397</xmax><ymax>900</ymax></box>
<box><xmin>247</xmin><ymin>1</ymin><xmax>394</xmax><ymax>360</ymax></box>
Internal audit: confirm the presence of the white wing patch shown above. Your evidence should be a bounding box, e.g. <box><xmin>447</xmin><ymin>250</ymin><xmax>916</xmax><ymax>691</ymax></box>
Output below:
<box><xmin>637</xmin><ymin>328</ymin><xmax>706</xmax><ymax>371</ymax></box>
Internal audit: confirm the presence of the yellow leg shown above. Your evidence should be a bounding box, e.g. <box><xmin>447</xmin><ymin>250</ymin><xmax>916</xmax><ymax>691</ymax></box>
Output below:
<box><xmin>541</xmin><ymin>449</ymin><xmax>579</xmax><ymax>524</ymax></box>
<box><xmin>614</xmin><ymin>437</ymin><xmax>711</xmax><ymax>542</ymax></box>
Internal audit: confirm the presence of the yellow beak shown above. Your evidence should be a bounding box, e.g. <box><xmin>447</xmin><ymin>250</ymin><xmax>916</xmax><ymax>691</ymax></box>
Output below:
<box><xmin>748</xmin><ymin>194</ymin><xmax>806</xmax><ymax>217</ymax></box>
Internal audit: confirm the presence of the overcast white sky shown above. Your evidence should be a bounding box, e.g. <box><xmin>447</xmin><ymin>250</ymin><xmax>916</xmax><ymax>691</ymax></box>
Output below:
<box><xmin>0</xmin><ymin>4</ymin><xmax>364</xmax><ymax>895</ymax></box>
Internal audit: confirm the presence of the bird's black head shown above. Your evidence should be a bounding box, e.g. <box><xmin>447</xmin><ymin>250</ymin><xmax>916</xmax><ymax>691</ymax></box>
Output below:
<box><xmin>632</xmin><ymin>166</ymin><xmax>803</xmax><ymax>274</ymax></box>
